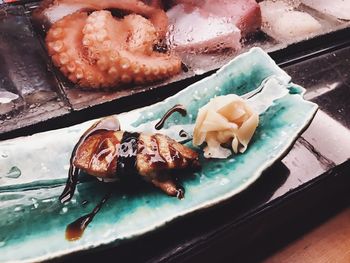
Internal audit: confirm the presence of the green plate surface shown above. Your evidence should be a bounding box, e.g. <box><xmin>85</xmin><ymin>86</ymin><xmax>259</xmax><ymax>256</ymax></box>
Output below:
<box><xmin>0</xmin><ymin>48</ymin><xmax>317</xmax><ymax>262</ymax></box>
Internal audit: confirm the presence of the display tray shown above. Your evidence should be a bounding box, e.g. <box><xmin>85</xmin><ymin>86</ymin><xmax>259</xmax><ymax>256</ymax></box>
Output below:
<box><xmin>60</xmin><ymin>39</ymin><xmax>350</xmax><ymax>263</ymax></box>
<box><xmin>0</xmin><ymin>0</ymin><xmax>350</xmax><ymax>138</ymax></box>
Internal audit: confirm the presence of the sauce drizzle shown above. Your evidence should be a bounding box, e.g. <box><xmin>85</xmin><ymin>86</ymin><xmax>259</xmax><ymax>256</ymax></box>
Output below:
<box><xmin>65</xmin><ymin>191</ymin><xmax>112</xmax><ymax>241</ymax></box>
<box><xmin>116</xmin><ymin>132</ymin><xmax>140</xmax><ymax>178</ymax></box>
<box><xmin>155</xmin><ymin>104</ymin><xmax>187</xmax><ymax>130</ymax></box>
<box><xmin>175</xmin><ymin>185</ymin><xmax>185</xmax><ymax>199</ymax></box>
<box><xmin>60</xmin><ymin>116</ymin><xmax>120</xmax><ymax>204</ymax></box>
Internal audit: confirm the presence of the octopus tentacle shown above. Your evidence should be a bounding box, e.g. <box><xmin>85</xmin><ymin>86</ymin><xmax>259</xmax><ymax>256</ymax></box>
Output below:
<box><xmin>123</xmin><ymin>14</ymin><xmax>158</xmax><ymax>54</ymax></box>
<box><xmin>82</xmin><ymin>10</ymin><xmax>181</xmax><ymax>85</ymax></box>
<box><xmin>82</xmin><ymin>11</ymin><xmax>123</xmax><ymax>80</ymax></box>
<box><xmin>119</xmin><ymin>51</ymin><xmax>182</xmax><ymax>84</ymax></box>
<box><xmin>44</xmin><ymin>3</ymin><xmax>181</xmax><ymax>89</ymax></box>
<box><xmin>82</xmin><ymin>12</ymin><xmax>156</xmax><ymax>66</ymax></box>
<box><xmin>46</xmin><ymin>12</ymin><xmax>118</xmax><ymax>88</ymax></box>
<box><xmin>77</xmin><ymin>0</ymin><xmax>169</xmax><ymax>38</ymax></box>
<box><xmin>33</xmin><ymin>0</ymin><xmax>168</xmax><ymax>38</ymax></box>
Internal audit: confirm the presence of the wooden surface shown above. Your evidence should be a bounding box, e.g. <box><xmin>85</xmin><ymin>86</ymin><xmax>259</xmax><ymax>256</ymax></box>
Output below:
<box><xmin>264</xmin><ymin>206</ymin><xmax>350</xmax><ymax>263</ymax></box>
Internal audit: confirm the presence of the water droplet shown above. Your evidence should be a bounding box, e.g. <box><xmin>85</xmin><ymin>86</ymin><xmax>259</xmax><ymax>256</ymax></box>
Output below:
<box><xmin>6</xmin><ymin>166</ymin><xmax>21</xmax><ymax>178</ymax></box>
<box><xmin>1</xmin><ymin>153</ymin><xmax>8</xmax><ymax>158</ymax></box>
<box><xmin>42</xmin><ymin>198</ymin><xmax>55</xmax><ymax>203</ymax></box>
<box><xmin>14</xmin><ymin>206</ymin><xmax>23</xmax><ymax>212</ymax></box>
<box><xmin>60</xmin><ymin>207</ymin><xmax>68</xmax><ymax>214</ymax></box>
<box><xmin>31</xmin><ymin>198</ymin><xmax>39</xmax><ymax>209</ymax></box>
<box><xmin>40</xmin><ymin>163</ymin><xmax>49</xmax><ymax>172</ymax></box>
<box><xmin>220</xmin><ymin>178</ymin><xmax>230</xmax><ymax>186</ymax></box>
<box><xmin>192</xmin><ymin>94</ymin><xmax>201</xmax><ymax>101</ymax></box>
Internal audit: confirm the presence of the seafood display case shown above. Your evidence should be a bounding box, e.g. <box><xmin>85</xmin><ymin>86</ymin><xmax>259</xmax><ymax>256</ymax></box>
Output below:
<box><xmin>0</xmin><ymin>0</ymin><xmax>350</xmax><ymax>262</ymax></box>
<box><xmin>1</xmin><ymin>0</ymin><xmax>350</xmax><ymax>138</ymax></box>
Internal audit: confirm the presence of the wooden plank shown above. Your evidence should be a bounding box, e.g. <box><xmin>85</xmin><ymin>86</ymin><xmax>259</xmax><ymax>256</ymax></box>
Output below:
<box><xmin>264</xmin><ymin>207</ymin><xmax>350</xmax><ymax>263</ymax></box>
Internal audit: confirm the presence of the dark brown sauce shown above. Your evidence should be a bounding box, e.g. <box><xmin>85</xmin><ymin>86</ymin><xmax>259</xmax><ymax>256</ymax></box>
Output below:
<box><xmin>65</xmin><ymin>191</ymin><xmax>111</xmax><ymax>241</ymax></box>
<box><xmin>116</xmin><ymin>132</ymin><xmax>140</xmax><ymax>178</ymax></box>
<box><xmin>155</xmin><ymin>104</ymin><xmax>187</xmax><ymax>130</ymax></box>
<box><xmin>179</xmin><ymin>129</ymin><xmax>189</xmax><ymax>138</ymax></box>
<box><xmin>175</xmin><ymin>185</ymin><xmax>185</xmax><ymax>200</ymax></box>
<box><xmin>60</xmin><ymin>117</ymin><xmax>120</xmax><ymax>204</ymax></box>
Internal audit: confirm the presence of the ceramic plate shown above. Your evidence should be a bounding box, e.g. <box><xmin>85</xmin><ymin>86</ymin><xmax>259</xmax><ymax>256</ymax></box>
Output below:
<box><xmin>0</xmin><ymin>48</ymin><xmax>318</xmax><ymax>262</ymax></box>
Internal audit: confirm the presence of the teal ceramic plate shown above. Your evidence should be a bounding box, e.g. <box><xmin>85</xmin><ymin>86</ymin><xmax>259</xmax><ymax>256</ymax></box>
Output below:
<box><xmin>0</xmin><ymin>48</ymin><xmax>317</xmax><ymax>262</ymax></box>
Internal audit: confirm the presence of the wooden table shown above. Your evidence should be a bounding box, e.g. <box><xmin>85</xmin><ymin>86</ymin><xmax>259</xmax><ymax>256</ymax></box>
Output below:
<box><xmin>264</xmin><ymin>207</ymin><xmax>350</xmax><ymax>263</ymax></box>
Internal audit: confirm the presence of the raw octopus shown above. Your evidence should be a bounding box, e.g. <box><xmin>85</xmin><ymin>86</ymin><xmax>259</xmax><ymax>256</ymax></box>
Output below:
<box><xmin>33</xmin><ymin>0</ymin><xmax>168</xmax><ymax>37</ymax></box>
<box><xmin>37</xmin><ymin>0</ymin><xmax>182</xmax><ymax>89</ymax></box>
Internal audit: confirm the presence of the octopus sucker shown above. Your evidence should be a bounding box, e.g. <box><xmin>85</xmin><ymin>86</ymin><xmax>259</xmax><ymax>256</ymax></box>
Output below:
<box><xmin>82</xmin><ymin>10</ymin><xmax>123</xmax><ymax>73</ymax></box>
<box><xmin>122</xmin><ymin>51</ymin><xmax>181</xmax><ymax>82</ymax></box>
<box><xmin>46</xmin><ymin>12</ymin><xmax>115</xmax><ymax>88</ymax></box>
<box><xmin>135</xmin><ymin>53</ymin><xmax>181</xmax><ymax>75</ymax></box>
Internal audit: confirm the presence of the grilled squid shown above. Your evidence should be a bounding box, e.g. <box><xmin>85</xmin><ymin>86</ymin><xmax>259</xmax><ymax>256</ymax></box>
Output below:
<box><xmin>60</xmin><ymin>116</ymin><xmax>200</xmax><ymax>203</ymax></box>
